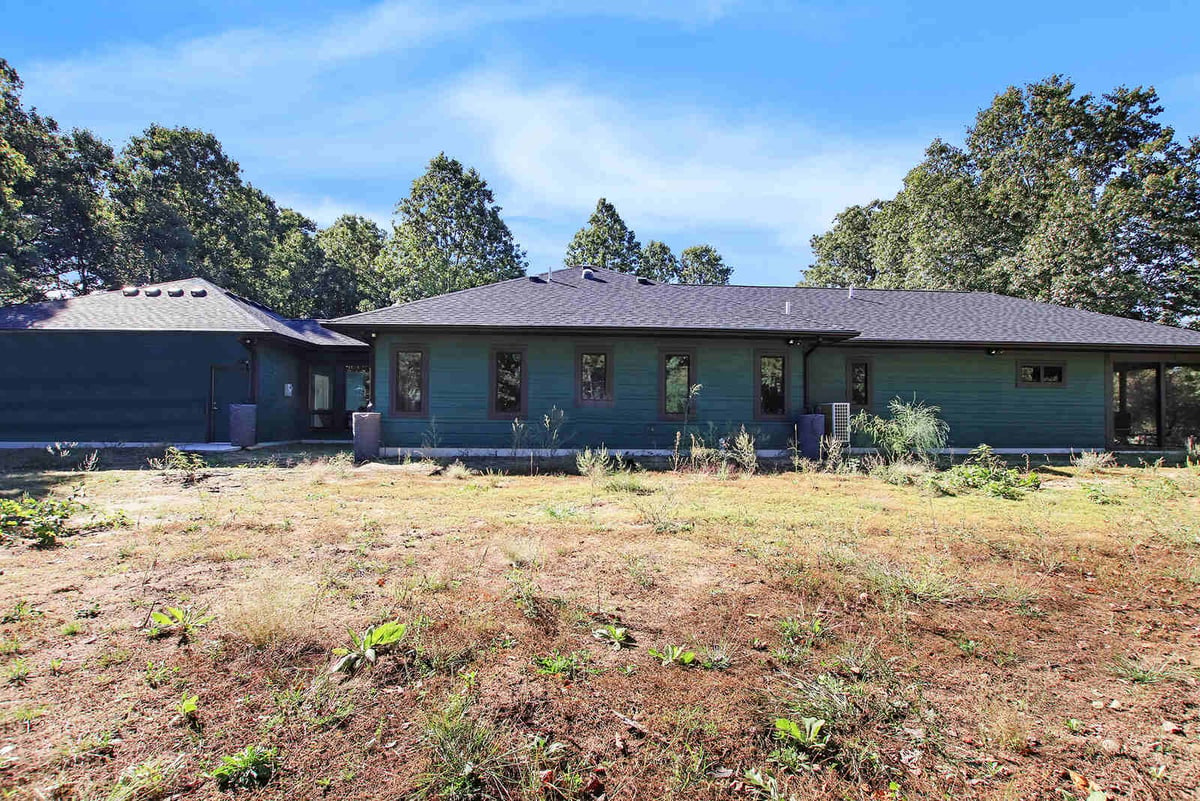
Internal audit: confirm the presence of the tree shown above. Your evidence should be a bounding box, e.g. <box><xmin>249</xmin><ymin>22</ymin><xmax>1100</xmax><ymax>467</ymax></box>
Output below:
<box><xmin>316</xmin><ymin>215</ymin><xmax>388</xmax><ymax>313</ymax></box>
<box><xmin>110</xmin><ymin>125</ymin><xmax>278</xmax><ymax>299</ymax></box>
<box><xmin>564</xmin><ymin>198</ymin><xmax>642</xmax><ymax>274</ymax></box>
<box><xmin>0</xmin><ymin>58</ymin><xmax>118</xmax><ymax>302</ymax></box>
<box><xmin>378</xmin><ymin>153</ymin><xmax>526</xmax><ymax>302</ymax></box>
<box><xmin>640</xmin><ymin>240</ymin><xmax>677</xmax><ymax>283</ymax></box>
<box><xmin>806</xmin><ymin>76</ymin><xmax>1200</xmax><ymax>322</ymax></box>
<box><xmin>677</xmin><ymin>245</ymin><xmax>732</xmax><ymax>285</ymax></box>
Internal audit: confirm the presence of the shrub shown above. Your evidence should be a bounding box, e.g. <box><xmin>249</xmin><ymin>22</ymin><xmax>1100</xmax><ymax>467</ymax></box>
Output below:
<box><xmin>147</xmin><ymin>447</ymin><xmax>209</xmax><ymax>485</ymax></box>
<box><xmin>934</xmin><ymin>445</ymin><xmax>1040</xmax><ymax>499</ymax></box>
<box><xmin>726</xmin><ymin>426</ymin><xmax>758</xmax><ymax>474</ymax></box>
<box><xmin>851</xmin><ymin>397</ymin><xmax>948</xmax><ymax>463</ymax></box>
<box><xmin>0</xmin><ymin>494</ymin><xmax>82</xmax><ymax>548</ymax></box>
<box><xmin>1071</xmin><ymin>450</ymin><xmax>1116</xmax><ymax>474</ymax></box>
<box><xmin>576</xmin><ymin>446</ymin><xmax>613</xmax><ymax>481</ymax></box>
<box><xmin>212</xmin><ymin>745</ymin><xmax>277</xmax><ymax>791</ymax></box>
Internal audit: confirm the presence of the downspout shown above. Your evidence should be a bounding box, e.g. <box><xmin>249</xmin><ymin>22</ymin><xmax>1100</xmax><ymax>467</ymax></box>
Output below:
<box><xmin>240</xmin><ymin>337</ymin><xmax>258</xmax><ymax>403</ymax></box>
<box><xmin>801</xmin><ymin>338</ymin><xmax>823</xmax><ymax>413</ymax></box>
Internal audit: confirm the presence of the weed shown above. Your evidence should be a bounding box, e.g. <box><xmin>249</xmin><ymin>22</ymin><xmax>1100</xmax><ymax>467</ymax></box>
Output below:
<box><xmin>1081</xmin><ymin>482</ymin><xmax>1118</xmax><ymax>504</ymax></box>
<box><xmin>592</xmin><ymin>624</ymin><xmax>634</xmax><ymax>650</ymax></box>
<box><xmin>147</xmin><ymin>605</ymin><xmax>214</xmax><ymax>643</ymax></box>
<box><xmin>623</xmin><ymin>554</ymin><xmax>656</xmax><ymax>588</ymax></box>
<box><xmin>506</xmin><ymin>568</ymin><xmax>543</xmax><ymax>620</ymax></box>
<box><xmin>4</xmin><ymin>658</ymin><xmax>30</xmax><ymax>685</ymax></box>
<box><xmin>60</xmin><ymin>621</ymin><xmax>82</xmax><ymax>637</ymax></box>
<box><xmin>147</xmin><ymin>447</ymin><xmax>209</xmax><ymax>485</ymax></box>
<box><xmin>1072</xmin><ymin>450</ymin><xmax>1117</xmax><ymax>474</ymax></box>
<box><xmin>144</xmin><ymin>660</ymin><xmax>177</xmax><ymax>688</ymax></box>
<box><xmin>48</xmin><ymin>658</ymin><xmax>64</xmax><ymax>675</ymax></box>
<box><xmin>212</xmin><ymin>745</ymin><xmax>278</xmax><ymax>790</ymax></box>
<box><xmin>934</xmin><ymin>445</ymin><xmax>1041</xmax><ymax>498</ymax></box>
<box><xmin>105</xmin><ymin>756</ymin><xmax>184</xmax><ymax>801</ymax></box>
<box><xmin>0</xmin><ymin>637</ymin><xmax>19</xmax><ymax>656</ymax></box>
<box><xmin>533</xmin><ymin>650</ymin><xmax>594</xmax><ymax>679</ymax></box>
<box><xmin>1065</xmin><ymin>718</ymin><xmax>1084</xmax><ymax>734</ymax></box>
<box><xmin>0</xmin><ymin>493</ymin><xmax>83</xmax><ymax>547</ymax></box>
<box><xmin>331</xmin><ymin>620</ymin><xmax>409</xmax><ymax>676</ymax></box>
<box><xmin>701</xmin><ymin>644</ymin><xmax>733</xmax><ymax>670</ymax></box>
<box><xmin>649</xmin><ymin>644</ymin><xmax>698</xmax><ymax>667</ymax></box>
<box><xmin>416</xmin><ymin>693</ymin><xmax>518</xmax><ymax>800</ymax></box>
<box><xmin>443</xmin><ymin>461</ymin><xmax>474</xmax><ymax>480</ymax></box>
<box><xmin>603</xmin><ymin>472</ymin><xmax>653</xmax><ymax>494</ymax></box>
<box><xmin>1</xmin><ymin>600</ymin><xmax>42</xmax><ymax>623</ymax></box>
<box><xmin>176</xmin><ymin>693</ymin><xmax>200</xmax><ymax>726</ymax></box>
<box><xmin>852</xmin><ymin>397</ymin><xmax>949</xmax><ymax>463</ymax></box>
<box><xmin>727</xmin><ymin>426</ymin><xmax>758</xmax><ymax>474</ymax></box>
<box><xmin>1111</xmin><ymin>654</ymin><xmax>1200</xmax><ymax>685</ymax></box>
<box><xmin>577</xmin><ymin>445</ymin><xmax>613</xmax><ymax>481</ymax></box>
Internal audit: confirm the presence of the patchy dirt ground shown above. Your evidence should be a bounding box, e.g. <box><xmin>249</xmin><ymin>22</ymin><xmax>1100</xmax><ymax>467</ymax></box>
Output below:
<box><xmin>2</xmin><ymin>449</ymin><xmax>1200</xmax><ymax>800</ymax></box>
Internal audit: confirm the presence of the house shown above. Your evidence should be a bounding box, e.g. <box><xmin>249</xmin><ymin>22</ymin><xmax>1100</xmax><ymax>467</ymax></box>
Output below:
<box><xmin>0</xmin><ymin>279</ymin><xmax>367</xmax><ymax>447</ymax></box>
<box><xmin>327</xmin><ymin>266</ymin><xmax>1200</xmax><ymax>453</ymax></box>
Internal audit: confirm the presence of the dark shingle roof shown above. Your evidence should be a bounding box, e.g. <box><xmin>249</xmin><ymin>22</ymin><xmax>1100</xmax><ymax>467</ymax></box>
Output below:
<box><xmin>331</xmin><ymin>266</ymin><xmax>1200</xmax><ymax>351</ymax></box>
<box><xmin>0</xmin><ymin>278</ymin><xmax>366</xmax><ymax>348</ymax></box>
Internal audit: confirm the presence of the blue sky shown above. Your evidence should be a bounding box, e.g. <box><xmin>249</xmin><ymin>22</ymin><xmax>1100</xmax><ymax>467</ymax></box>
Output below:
<box><xmin>4</xmin><ymin>1</ymin><xmax>1200</xmax><ymax>286</ymax></box>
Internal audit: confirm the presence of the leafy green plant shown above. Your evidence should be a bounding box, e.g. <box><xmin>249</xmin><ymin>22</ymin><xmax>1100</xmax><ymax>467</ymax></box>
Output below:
<box><xmin>1082</xmin><ymin>482</ymin><xmax>1118</xmax><ymax>505</ymax></box>
<box><xmin>934</xmin><ymin>445</ymin><xmax>1040</xmax><ymax>498</ymax></box>
<box><xmin>701</xmin><ymin>644</ymin><xmax>733</xmax><ymax>670</ymax></box>
<box><xmin>331</xmin><ymin>620</ymin><xmax>408</xmax><ymax>676</ymax></box>
<box><xmin>649</xmin><ymin>644</ymin><xmax>697</xmax><ymax>667</ymax></box>
<box><xmin>211</xmin><ymin>745</ymin><xmax>278</xmax><ymax>791</ymax></box>
<box><xmin>176</xmin><ymin>693</ymin><xmax>200</xmax><ymax>726</ymax></box>
<box><xmin>4</xmin><ymin>657</ymin><xmax>30</xmax><ymax>685</ymax></box>
<box><xmin>851</xmin><ymin>397</ymin><xmax>949</xmax><ymax>463</ymax></box>
<box><xmin>533</xmin><ymin>650</ymin><xmax>593</xmax><ymax>679</ymax></box>
<box><xmin>1</xmin><ymin>600</ymin><xmax>42</xmax><ymax>623</ymax></box>
<box><xmin>592</xmin><ymin>624</ymin><xmax>634</xmax><ymax>650</ymax></box>
<box><xmin>0</xmin><ymin>494</ymin><xmax>83</xmax><ymax>547</ymax></box>
<box><xmin>147</xmin><ymin>605</ymin><xmax>214</xmax><ymax>643</ymax></box>
<box><xmin>147</xmin><ymin>447</ymin><xmax>209</xmax><ymax>485</ymax></box>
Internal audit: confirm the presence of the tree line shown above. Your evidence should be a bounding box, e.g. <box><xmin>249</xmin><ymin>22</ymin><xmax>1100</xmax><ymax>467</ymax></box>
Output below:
<box><xmin>0</xmin><ymin>57</ymin><xmax>735</xmax><ymax>319</ymax></box>
<box><xmin>805</xmin><ymin>76</ymin><xmax>1200</xmax><ymax>325</ymax></box>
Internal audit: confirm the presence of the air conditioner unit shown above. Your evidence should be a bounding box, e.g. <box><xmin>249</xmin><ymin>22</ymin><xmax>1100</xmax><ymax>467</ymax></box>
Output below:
<box><xmin>819</xmin><ymin>402</ymin><xmax>851</xmax><ymax>444</ymax></box>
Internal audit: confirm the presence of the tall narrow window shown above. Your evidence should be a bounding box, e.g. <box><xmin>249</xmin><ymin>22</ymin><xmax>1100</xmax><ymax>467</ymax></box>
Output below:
<box><xmin>310</xmin><ymin>368</ymin><xmax>333</xmax><ymax>429</ymax></box>
<box><xmin>577</xmin><ymin>348</ymin><xmax>613</xmax><ymax>405</ymax></box>
<box><xmin>849</xmin><ymin>360</ymin><xmax>871</xmax><ymax>407</ymax></box>
<box><xmin>492</xmin><ymin>349</ymin><xmax>526</xmax><ymax>416</ymax></box>
<box><xmin>662</xmin><ymin>352</ymin><xmax>693</xmax><ymax>417</ymax></box>
<box><xmin>392</xmin><ymin>347</ymin><xmax>427</xmax><ymax>416</ymax></box>
<box><xmin>757</xmin><ymin>352</ymin><xmax>786</xmax><ymax>417</ymax></box>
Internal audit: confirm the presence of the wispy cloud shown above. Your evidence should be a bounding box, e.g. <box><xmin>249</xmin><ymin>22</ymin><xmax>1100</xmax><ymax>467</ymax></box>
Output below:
<box><xmin>442</xmin><ymin>70</ymin><xmax>919</xmax><ymax>252</ymax></box>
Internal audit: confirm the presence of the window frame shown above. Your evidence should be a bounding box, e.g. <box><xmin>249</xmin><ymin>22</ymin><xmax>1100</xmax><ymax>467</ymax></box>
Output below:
<box><xmin>389</xmin><ymin>344</ymin><xmax>429</xmax><ymax>418</ymax></box>
<box><xmin>308</xmin><ymin>365</ymin><xmax>335</xmax><ymax>430</ymax></box>
<box><xmin>575</xmin><ymin>345</ymin><xmax>615</xmax><ymax>408</ymax></box>
<box><xmin>488</xmin><ymin>345</ymin><xmax>529</xmax><ymax>419</ymax></box>
<box><xmin>658</xmin><ymin>347</ymin><xmax>697</xmax><ymax>420</ymax></box>
<box><xmin>1015</xmin><ymin>360</ymin><xmax>1067</xmax><ymax>388</ymax></box>
<box><xmin>753</xmin><ymin>349</ymin><xmax>789</xmax><ymax>420</ymax></box>
<box><xmin>845</xmin><ymin>356</ymin><xmax>873</xmax><ymax>411</ymax></box>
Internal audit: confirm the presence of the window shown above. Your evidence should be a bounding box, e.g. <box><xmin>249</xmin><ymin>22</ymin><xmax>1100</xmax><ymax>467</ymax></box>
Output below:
<box><xmin>661</xmin><ymin>351</ymin><xmax>694</xmax><ymax>418</ymax></box>
<box><xmin>848</xmin><ymin>360</ymin><xmax>871</xmax><ymax>407</ymax></box>
<box><xmin>310</xmin><ymin>368</ymin><xmax>333</xmax><ymax>429</ymax></box>
<box><xmin>1017</xmin><ymin>362</ymin><xmax>1065</xmax><ymax>387</ymax></box>
<box><xmin>577</xmin><ymin>348</ymin><xmax>613</xmax><ymax>406</ymax></box>
<box><xmin>756</xmin><ymin>352</ymin><xmax>786</xmax><ymax>418</ymax></box>
<box><xmin>345</xmin><ymin>365</ymin><xmax>370</xmax><ymax>413</ymax></box>
<box><xmin>491</xmin><ymin>348</ymin><xmax>526</xmax><ymax>417</ymax></box>
<box><xmin>391</xmin><ymin>347</ymin><xmax>427</xmax><ymax>416</ymax></box>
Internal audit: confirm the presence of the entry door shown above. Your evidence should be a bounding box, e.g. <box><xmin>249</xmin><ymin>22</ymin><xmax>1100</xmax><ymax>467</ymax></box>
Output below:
<box><xmin>309</xmin><ymin>367</ymin><xmax>335</xmax><ymax>430</ymax></box>
<box><xmin>209</xmin><ymin>364</ymin><xmax>250</xmax><ymax>442</ymax></box>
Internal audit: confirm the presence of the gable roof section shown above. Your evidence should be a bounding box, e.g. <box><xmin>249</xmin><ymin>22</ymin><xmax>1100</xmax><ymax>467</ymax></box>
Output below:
<box><xmin>330</xmin><ymin>266</ymin><xmax>1200</xmax><ymax>351</ymax></box>
<box><xmin>0</xmin><ymin>278</ymin><xmax>366</xmax><ymax>348</ymax></box>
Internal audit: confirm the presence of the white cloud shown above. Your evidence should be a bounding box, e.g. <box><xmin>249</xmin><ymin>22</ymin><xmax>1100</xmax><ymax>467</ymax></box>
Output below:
<box><xmin>441</xmin><ymin>71</ymin><xmax>919</xmax><ymax>251</ymax></box>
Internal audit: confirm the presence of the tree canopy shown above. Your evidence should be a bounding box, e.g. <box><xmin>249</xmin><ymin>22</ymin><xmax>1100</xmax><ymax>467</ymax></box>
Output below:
<box><xmin>806</xmin><ymin>76</ymin><xmax>1200</xmax><ymax>324</ymax></box>
<box><xmin>564</xmin><ymin>198</ymin><xmax>734</xmax><ymax>284</ymax></box>
<box><xmin>377</xmin><ymin>153</ymin><xmax>527</xmax><ymax>303</ymax></box>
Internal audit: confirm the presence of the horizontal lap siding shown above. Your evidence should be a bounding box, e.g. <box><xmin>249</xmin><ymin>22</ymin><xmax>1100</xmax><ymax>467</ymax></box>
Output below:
<box><xmin>808</xmin><ymin>347</ymin><xmax>1106</xmax><ymax>448</ymax></box>
<box><xmin>375</xmin><ymin>333</ymin><xmax>802</xmax><ymax>449</ymax></box>
<box><xmin>254</xmin><ymin>342</ymin><xmax>307</xmax><ymax>442</ymax></box>
<box><xmin>0</xmin><ymin>331</ymin><xmax>248</xmax><ymax>442</ymax></box>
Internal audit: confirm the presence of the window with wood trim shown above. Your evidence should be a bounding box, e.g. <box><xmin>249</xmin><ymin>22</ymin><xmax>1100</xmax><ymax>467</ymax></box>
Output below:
<box><xmin>491</xmin><ymin>348</ymin><xmax>526</xmax><ymax>416</ymax></box>
<box><xmin>756</xmin><ymin>352</ymin><xmax>786</xmax><ymax>418</ymax></box>
<box><xmin>577</xmin><ymin>348</ymin><xmax>613</xmax><ymax>405</ymax></box>
<box><xmin>392</xmin><ymin>348</ymin><xmax>427</xmax><ymax>416</ymax></box>
<box><xmin>1017</xmin><ymin>362</ymin><xmax>1065</xmax><ymax>387</ymax></box>
<box><xmin>848</xmin><ymin>360</ymin><xmax>871</xmax><ymax>407</ymax></box>
<box><xmin>662</xmin><ymin>351</ymin><xmax>694</xmax><ymax>417</ymax></box>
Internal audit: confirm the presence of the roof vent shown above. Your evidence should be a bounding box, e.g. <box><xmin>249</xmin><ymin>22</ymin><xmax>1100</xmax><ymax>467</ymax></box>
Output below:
<box><xmin>190</xmin><ymin>288</ymin><xmax>207</xmax><ymax>297</ymax></box>
<box><xmin>144</xmin><ymin>288</ymin><xmax>162</xmax><ymax>297</ymax></box>
<box><xmin>528</xmin><ymin>275</ymin><xmax>546</xmax><ymax>284</ymax></box>
<box><xmin>784</xmin><ymin>301</ymin><xmax>792</xmax><ymax>315</ymax></box>
<box><xmin>848</xmin><ymin>285</ymin><xmax>854</xmax><ymax>300</ymax></box>
<box><xmin>581</xmin><ymin>268</ymin><xmax>595</xmax><ymax>280</ymax></box>
<box><xmin>167</xmin><ymin>288</ymin><xmax>184</xmax><ymax>297</ymax></box>
<box><xmin>122</xmin><ymin>287</ymin><xmax>139</xmax><ymax>297</ymax></box>
<box><xmin>636</xmin><ymin>276</ymin><xmax>654</xmax><ymax>285</ymax></box>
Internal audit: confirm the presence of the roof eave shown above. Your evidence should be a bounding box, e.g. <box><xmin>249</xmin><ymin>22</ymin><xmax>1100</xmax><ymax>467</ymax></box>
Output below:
<box><xmin>322</xmin><ymin>322</ymin><xmax>861</xmax><ymax>340</ymax></box>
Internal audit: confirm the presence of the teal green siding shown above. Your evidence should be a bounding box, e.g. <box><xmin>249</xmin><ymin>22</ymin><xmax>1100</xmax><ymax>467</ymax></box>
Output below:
<box><xmin>254</xmin><ymin>341</ymin><xmax>307</xmax><ymax>442</ymax></box>
<box><xmin>0</xmin><ymin>331</ymin><xmax>249</xmax><ymax>443</ymax></box>
<box><xmin>374</xmin><ymin>333</ymin><xmax>803</xmax><ymax>449</ymax></box>
<box><xmin>808</xmin><ymin>347</ymin><xmax>1107</xmax><ymax>448</ymax></box>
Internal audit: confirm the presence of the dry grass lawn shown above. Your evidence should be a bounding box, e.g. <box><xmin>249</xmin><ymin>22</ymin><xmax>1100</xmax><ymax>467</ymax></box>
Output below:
<box><xmin>2</xmin><ymin>448</ymin><xmax>1200</xmax><ymax>800</ymax></box>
